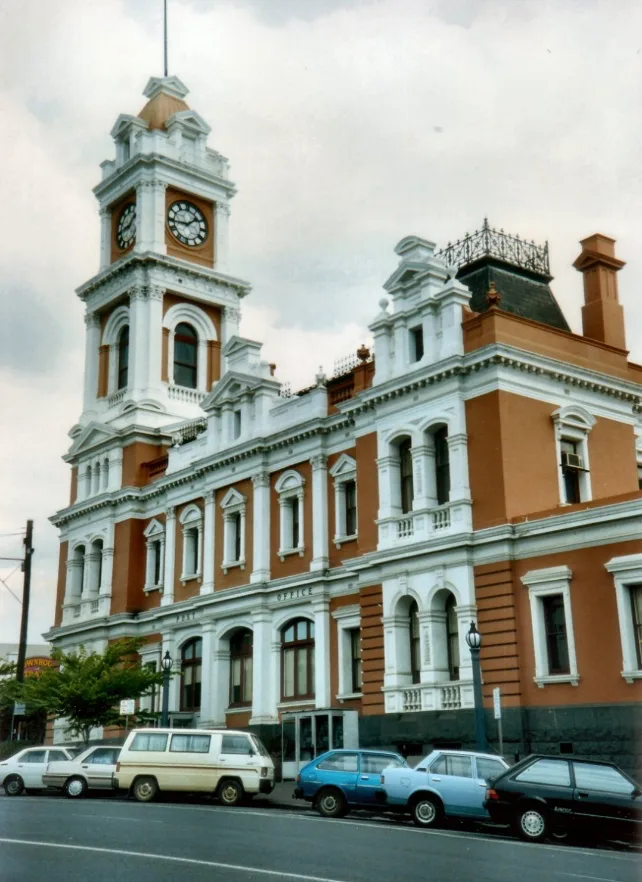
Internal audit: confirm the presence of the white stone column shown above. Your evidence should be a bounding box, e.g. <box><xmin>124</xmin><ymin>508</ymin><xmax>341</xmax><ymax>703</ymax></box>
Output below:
<box><xmin>99</xmin><ymin>207</ymin><xmax>111</xmax><ymax>271</ymax></box>
<box><xmin>161</xmin><ymin>632</ymin><xmax>179</xmax><ymax>716</ymax></box>
<box><xmin>215</xmin><ymin>202</ymin><xmax>231</xmax><ymax>272</ymax></box>
<box><xmin>210</xmin><ymin>646</ymin><xmax>229</xmax><ymax>726</ymax></box>
<box><xmin>393</xmin><ymin>319</ymin><xmax>407</xmax><ymax>375</ymax></box>
<box><xmin>129</xmin><ymin>286</ymin><xmax>149</xmax><ymax>398</ymax></box>
<box><xmin>161</xmin><ymin>507</ymin><xmax>176</xmax><ymax>606</ymax></box>
<box><xmin>310</xmin><ymin>455</ymin><xmax>329</xmax><ymax>572</ymax></box>
<box><xmin>109</xmin><ymin>449</ymin><xmax>123</xmax><ymax>492</ymax></box>
<box><xmin>448</xmin><ymin>432</ymin><xmax>471</xmax><ymax>502</ymax></box>
<box><xmin>222</xmin><ymin>305</ymin><xmax>241</xmax><ymax>349</ymax></box>
<box><xmin>271</xmin><ymin>639</ymin><xmax>282</xmax><ymax>710</ymax></box>
<box><xmin>201</xmin><ymin>490</ymin><xmax>215</xmax><ymax>595</ymax></box>
<box><xmin>411</xmin><ymin>443</ymin><xmax>432</xmax><ymax>509</ymax></box>
<box><xmin>146</xmin><ymin>285</ymin><xmax>165</xmax><ymax>399</ymax></box>
<box><xmin>250</xmin><ymin>609</ymin><xmax>276</xmax><ymax>723</ymax></box>
<box><xmin>198</xmin><ymin>624</ymin><xmax>215</xmax><ymax>725</ymax></box>
<box><xmin>135</xmin><ymin>181</ymin><xmax>166</xmax><ymax>254</ymax></box>
<box><xmin>251</xmin><ymin>471</ymin><xmax>271</xmax><ymax>584</ymax></box>
<box><xmin>82</xmin><ymin>312</ymin><xmax>101</xmax><ymax>413</ymax></box>
<box><xmin>151</xmin><ymin>181</ymin><xmax>168</xmax><ymax>254</ymax></box>
<box><xmin>313</xmin><ymin>599</ymin><xmax>331</xmax><ymax>708</ymax></box>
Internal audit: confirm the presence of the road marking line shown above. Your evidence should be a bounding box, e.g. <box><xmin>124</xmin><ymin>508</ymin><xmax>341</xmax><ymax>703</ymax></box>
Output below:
<box><xmin>560</xmin><ymin>875</ymin><xmax>620</xmax><ymax>882</ymax></box>
<box><xmin>0</xmin><ymin>838</ymin><xmax>348</xmax><ymax>882</ymax></box>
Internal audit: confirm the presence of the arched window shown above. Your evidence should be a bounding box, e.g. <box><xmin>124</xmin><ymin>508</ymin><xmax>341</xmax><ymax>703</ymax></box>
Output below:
<box><xmin>434</xmin><ymin>427</ymin><xmax>450</xmax><ymax>506</ymax></box>
<box><xmin>229</xmin><ymin>629</ymin><xmax>253</xmax><ymax>707</ymax></box>
<box><xmin>180</xmin><ymin>638</ymin><xmax>202</xmax><ymax>711</ymax></box>
<box><xmin>117</xmin><ymin>326</ymin><xmax>129</xmax><ymax>390</ymax></box>
<box><xmin>90</xmin><ymin>539</ymin><xmax>103</xmax><ymax>596</ymax></box>
<box><xmin>174</xmin><ymin>322</ymin><xmax>198</xmax><ymax>389</ymax></box>
<box><xmin>409</xmin><ymin>600</ymin><xmax>420</xmax><ymax>684</ymax></box>
<box><xmin>282</xmin><ymin>619</ymin><xmax>315</xmax><ymax>700</ymax></box>
<box><xmin>73</xmin><ymin>545</ymin><xmax>86</xmax><ymax>598</ymax></box>
<box><xmin>445</xmin><ymin>594</ymin><xmax>460</xmax><ymax>680</ymax></box>
<box><xmin>399</xmin><ymin>438</ymin><xmax>414</xmax><ymax>514</ymax></box>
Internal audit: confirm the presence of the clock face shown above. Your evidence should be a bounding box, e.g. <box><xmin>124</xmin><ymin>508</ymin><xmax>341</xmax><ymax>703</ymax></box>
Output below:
<box><xmin>167</xmin><ymin>200</ymin><xmax>208</xmax><ymax>247</ymax></box>
<box><xmin>116</xmin><ymin>203</ymin><xmax>136</xmax><ymax>250</ymax></box>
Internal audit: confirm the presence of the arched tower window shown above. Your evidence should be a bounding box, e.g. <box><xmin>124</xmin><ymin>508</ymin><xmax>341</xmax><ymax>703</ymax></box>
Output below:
<box><xmin>398</xmin><ymin>438</ymin><xmax>414</xmax><ymax>514</ymax></box>
<box><xmin>445</xmin><ymin>594</ymin><xmax>460</xmax><ymax>680</ymax></box>
<box><xmin>434</xmin><ymin>427</ymin><xmax>450</xmax><ymax>506</ymax></box>
<box><xmin>174</xmin><ymin>322</ymin><xmax>198</xmax><ymax>389</ymax></box>
<box><xmin>409</xmin><ymin>600</ymin><xmax>421</xmax><ymax>684</ymax></box>
<box><xmin>180</xmin><ymin>638</ymin><xmax>202</xmax><ymax>712</ymax></box>
<box><xmin>229</xmin><ymin>629</ymin><xmax>253</xmax><ymax>707</ymax></box>
<box><xmin>117</xmin><ymin>326</ymin><xmax>129</xmax><ymax>390</ymax></box>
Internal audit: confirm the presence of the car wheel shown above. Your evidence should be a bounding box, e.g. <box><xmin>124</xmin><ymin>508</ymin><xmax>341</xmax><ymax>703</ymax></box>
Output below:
<box><xmin>411</xmin><ymin>795</ymin><xmax>442</xmax><ymax>829</ymax></box>
<box><xmin>316</xmin><ymin>788</ymin><xmax>346</xmax><ymax>818</ymax></box>
<box><xmin>132</xmin><ymin>776</ymin><xmax>158</xmax><ymax>803</ymax></box>
<box><xmin>518</xmin><ymin>806</ymin><xmax>548</xmax><ymax>842</ymax></box>
<box><xmin>4</xmin><ymin>775</ymin><xmax>24</xmax><ymax>797</ymax></box>
<box><xmin>65</xmin><ymin>776</ymin><xmax>88</xmax><ymax>799</ymax></box>
<box><xmin>218</xmin><ymin>779</ymin><xmax>244</xmax><ymax>806</ymax></box>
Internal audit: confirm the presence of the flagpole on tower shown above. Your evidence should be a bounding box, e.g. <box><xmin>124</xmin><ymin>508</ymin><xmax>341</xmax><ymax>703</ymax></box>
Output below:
<box><xmin>163</xmin><ymin>0</ymin><xmax>168</xmax><ymax>77</ymax></box>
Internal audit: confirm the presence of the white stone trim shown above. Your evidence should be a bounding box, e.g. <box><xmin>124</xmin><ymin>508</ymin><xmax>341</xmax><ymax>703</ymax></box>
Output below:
<box><xmin>143</xmin><ymin>518</ymin><xmax>165</xmax><ymax>593</ymax></box>
<box><xmin>330</xmin><ymin>454</ymin><xmax>358</xmax><ymax>546</ymax></box>
<box><xmin>275</xmin><ymin>470</ymin><xmax>305</xmax><ymax>560</ymax></box>
<box><xmin>521</xmin><ymin>565</ymin><xmax>579</xmax><ymax>687</ymax></box>
<box><xmin>179</xmin><ymin>503</ymin><xmax>203</xmax><ymax>582</ymax></box>
<box><xmin>220</xmin><ymin>488</ymin><xmax>247</xmax><ymax>573</ymax></box>
<box><xmin>552</xmin><ymin>405</ymin><xmax>596</xmax><ymax>505</ymax></box>
<box><xmin>102</xmin><ymin>305</ymin><xmax>130</xmax><ymax>396</ymax></box>
<box><xmin>606</xmin><ymin>553</ymin><xmax>642</xmax><ymax>683</ymax></box>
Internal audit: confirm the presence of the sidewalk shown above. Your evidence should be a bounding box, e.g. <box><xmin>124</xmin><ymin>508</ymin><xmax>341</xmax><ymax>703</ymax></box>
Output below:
<box><xmin>254</xmin><ymin>781</ymin><xmax>305</xmax><ymax>811</ymax></box>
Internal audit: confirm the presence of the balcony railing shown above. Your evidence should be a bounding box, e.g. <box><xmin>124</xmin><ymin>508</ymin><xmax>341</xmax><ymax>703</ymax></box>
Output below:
<box><xmin>379</xmin><ymin>502</ymin><xmax>467</xmax><ymax>549</ymax></box>
<box><xmin>436</xmin><ymin>218</ymin><xmax>550</xmax><ymax>277</ymax></box>
<box><xmin>385</xmin><ymin>680</ymin><xmax>473</xmax><ymax>714</ymax></box>
<box><xmin>397</xmin><ymin>517</ymin><xmax>414</xmax><ymax>539</ymax></box>
<box><xmin>433</xmin><ymin>507</ymin><xmax>451</xmax><ymax>530</ymax></box>
<box><xmin>167</xmin><ymin>385</ymin><xmax>206</xmax><ymax>405</ymax></box>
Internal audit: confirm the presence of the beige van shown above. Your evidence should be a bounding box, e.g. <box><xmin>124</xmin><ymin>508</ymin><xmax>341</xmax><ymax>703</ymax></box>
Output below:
<box><xmin>114</xmin><ymin>728</ymin><xmax>275</xmax><ymax>805</ymax></box>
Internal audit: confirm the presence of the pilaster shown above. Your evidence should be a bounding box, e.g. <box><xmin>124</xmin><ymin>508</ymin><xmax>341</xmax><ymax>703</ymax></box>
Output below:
<box><xmin>201</xmin><ymin>490</ymin><xmax>215</xmax><ymax>595</ymax></box>
<box><xmin>313</xmin><ymin>599</ymin><xmax>331</xmax><ymax>708</ymax></box>
<box><xmin>161</xmin><ymin>507</ymin><xmax>176</xmax><ymax>606</ymax></box>
<box><xmin>310</xmin><ymin>454</ymin><xmax>329</xmax><ymax>572</ymax></box>
<box><xmin>215</xmin><ymin>202</ymin><xmax>230</xmax><ymax>272</ymax></box>
<box><xmin>251</xmin><ymin>470</ymin><xmax>271</xmax><ymax>583</ymax></box>
<box><xmin>82</xmin><ymin>312</ymin><xmax>101</xmax><ymax>414</ymax></box>
<box><xmin>250</xmin><ymin>608</ymin><xmax>276</xmax><ymax>723</ymax></box>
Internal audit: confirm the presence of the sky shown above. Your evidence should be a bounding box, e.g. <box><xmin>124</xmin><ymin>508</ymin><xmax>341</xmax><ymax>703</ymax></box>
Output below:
<box><xmin>1</xmin><ymin>0</ymin><xmax>641</xmax><ymax>645</ymax></box>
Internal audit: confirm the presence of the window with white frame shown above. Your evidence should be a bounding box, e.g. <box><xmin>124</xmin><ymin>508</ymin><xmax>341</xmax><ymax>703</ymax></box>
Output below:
<box><xmin>606</xmin><ymin>553</ymin><xmax>642</xmax><ymax>682</ymax></box>
<box><xmin>330</xmin><ymin>454</ymin><xmax>358</xmax><ymax>545</ymax></box>
<box><xmin>220</xmin><ymin>488</ymin><xmax>246</xmax><ymax>572</ymax></box>
<box><xmin>274</xmin><ymin>470</ymin><xmax>305</xmax><ymax>559</ymax></box>
<box><xmin>332</xmin><ymin>605</ymin><xmax>363</xmax><ymax>698</ymax></box>
<box><xmin>552</xmin><ymin>406</ymin><xmax>596</xmax><ymax>505</ymax></box>
<box><xmin>521</xmin><ymin>566</ymin><xmax>579</xmax><ymax>686</ymax></box>
<box><xmin>143</xmin><ymin>519</ymin><xmax>165</xmax><ymax>592</ymax></box>
<box><xmin>179</xmin><ymin>504</ymin><xmax>203</xmax><ymax>582</ymax></box>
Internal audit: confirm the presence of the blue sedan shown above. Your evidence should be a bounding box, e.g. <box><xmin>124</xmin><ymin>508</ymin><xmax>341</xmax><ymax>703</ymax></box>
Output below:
<box><xmin>293</xmin><ymin>749</ymin><xmax>407</xmax><ymax>817</ymax></box>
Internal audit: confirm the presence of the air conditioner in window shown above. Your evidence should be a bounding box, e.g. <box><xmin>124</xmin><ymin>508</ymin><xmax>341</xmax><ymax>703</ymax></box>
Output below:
<box><xmin>561</xmin><ymin>451</ymin><xmax>584</xmax><ymax>470</ymax></box>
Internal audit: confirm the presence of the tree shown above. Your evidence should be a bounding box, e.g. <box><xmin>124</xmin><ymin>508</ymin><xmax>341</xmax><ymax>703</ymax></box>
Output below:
<box><xmin>16</xmin><ymin>639</ymin><xmax>165</xmax><ymax>745</ymax></box>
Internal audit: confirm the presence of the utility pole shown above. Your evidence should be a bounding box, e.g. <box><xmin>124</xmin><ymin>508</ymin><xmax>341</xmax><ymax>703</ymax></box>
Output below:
<box><xmin>15</xmin><ymin>520</ymin><xmax>34</xmax><ymax>684</ymax></box>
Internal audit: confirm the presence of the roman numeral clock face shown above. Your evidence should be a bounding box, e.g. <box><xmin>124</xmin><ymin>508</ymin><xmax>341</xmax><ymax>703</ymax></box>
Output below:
<box><xmin>167</xmin><ymin>200</ymin><xmax>208</xmax><ymax>247</ymax></box>
<box><xmin>116</xmin><ymin>203</ymin><xmax>136</xmax><ymax>249</ymax></box>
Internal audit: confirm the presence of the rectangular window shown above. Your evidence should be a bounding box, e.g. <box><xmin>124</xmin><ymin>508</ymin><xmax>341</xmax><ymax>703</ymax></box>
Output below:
<box><xmin>290</xmin><ymin>498</ymin><xmax>300</xmax><ymax>548</ymax></box>
<box><xmin>170</xmin><ymin>734</ymin><xmax>211</xmax><ymax>753</ymax></box>
<box><xmin>350</xmin><ymin>628</ymin><xmax>362</xmax><ymax>692</ymax></box>
<box><xmin>410</xmin><ymin>326</ymin><xmax>424</xmax><ymax>362</ymax></box>
<box><xmin>231</xmin><ymin>512</ymin><xmax>242</xmax><ymax>562</ymax></box>
<box><xmin>344</xmin><ymin>480</ymin><xmax>357</xmax><ymax>536</ymax></box>
<box><xmin>153</xmin><ymin>541</ymin><xmax>162</xmax><ymax>585</ymax></box>
<box><xmin>542</xmin><ymin>594</ymin><xmax>570</xmax><ymax>675</ymax></box>
<box><xmin>630</xmin><ymin>586</ymin><xmax>642</xmax><ymax>669</ymax></box>
<box><xmin>185</xmin><ymin>528</ymin><xmax>198</xmax><ymax>575</ymax></box>
<box><xmin>233</xmin><ymin>410</ymin><xmax>242</xmax><ymax>440</ymax></box>
<box><xmin>561</xmin><ymin>439</ymin><xmax>581</xmax><ymax>504</ymax></box>
<box><xmin>283</xmin><ymin>648</ymin><xmax>295</xmax><ymax>698</ymax></box>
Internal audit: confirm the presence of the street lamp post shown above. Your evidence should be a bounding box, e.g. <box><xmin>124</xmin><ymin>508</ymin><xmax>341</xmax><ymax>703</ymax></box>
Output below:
<box><xmin>160</xmin><ymin>651</ymin><xmax>172</xmax><ymax>728</ymax></box>
<box><xmin>466</xmin><ymin>622</ymin><xmax>487</xmax><ymax>752</ymax></box>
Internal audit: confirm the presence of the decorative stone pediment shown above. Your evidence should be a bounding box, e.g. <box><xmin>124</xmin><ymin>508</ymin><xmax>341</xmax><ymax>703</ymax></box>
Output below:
<box><xmin>67</xmin><ymin>423</ymin><xmax>119</xmax><ymax>457</ymax></box>
<box><xmin>329</xmin><ymin>453</ymin><xmax>357</xmax><ymax>478</ymax></box>
<box><xmin>143</xmin><ymin>518</ymin><xmax>165</xmax><ymax>538</ymax></box>
<box><xmin>201</xmin><ymin>372</ymin><xmax>260</xmax><ymax>412</ymax></box>
<box><xmin>110</xmin><ymin>114</ymin><xmax>149</xmax><ymax>140</ymax></box>
<box><xmin>220</xmin><ymin>487</ymin><xmax>246</xmax><ymax>509</ymax></box>
<box><xmin>167</xmin><ymin>110</ymin><xmax>211</xmax><ymax>137</ymax></box>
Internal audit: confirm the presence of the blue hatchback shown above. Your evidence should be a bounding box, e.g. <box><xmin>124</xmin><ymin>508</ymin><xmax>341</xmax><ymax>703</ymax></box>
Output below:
<box><xmin>293</xmin><ymin>749</ymin><xmax>408</xmax><ymax>817</ymax></box>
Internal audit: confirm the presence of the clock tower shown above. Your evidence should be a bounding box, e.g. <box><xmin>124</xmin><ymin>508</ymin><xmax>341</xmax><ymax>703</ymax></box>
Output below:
<box><xmin>65</xmin><ymin>75</ymin><xmax>251</xmax><ymax>503</ymax></box>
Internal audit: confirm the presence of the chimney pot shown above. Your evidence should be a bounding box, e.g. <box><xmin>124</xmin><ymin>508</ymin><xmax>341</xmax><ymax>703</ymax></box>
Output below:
<box><xmin>573</xmin><ymin>233</ymin><xmax>626</xmax><ymax>350</ymax></box>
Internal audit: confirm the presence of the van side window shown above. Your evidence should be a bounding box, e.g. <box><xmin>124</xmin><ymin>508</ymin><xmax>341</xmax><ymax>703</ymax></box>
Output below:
<box><xmin>131</xmin><ymin>733</ymin><xmax>168</xmax><ymax>752</ymax></box>
<box><xmin>221</xmin><ymin>734</ymin><xmax>253</xmax><ymax>755</ymax></box>
<box><xmin>170</xmin><ymin>734</ymin><xmax>211</xmax><ymax>753</ymax></box>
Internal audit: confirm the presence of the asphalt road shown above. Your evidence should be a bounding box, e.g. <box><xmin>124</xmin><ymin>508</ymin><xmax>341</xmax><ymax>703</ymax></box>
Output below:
<box><xmin>0</xmin><ymin>795</ymin><xmax>639</xmax><ymax>882</ymax></box>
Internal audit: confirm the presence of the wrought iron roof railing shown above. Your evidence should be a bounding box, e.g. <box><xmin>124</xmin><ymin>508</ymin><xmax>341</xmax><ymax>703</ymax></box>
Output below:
<box><xmin>436</xmin><ymin>218</ymin><xmax>550</xmax><ymax>276</ymax></box>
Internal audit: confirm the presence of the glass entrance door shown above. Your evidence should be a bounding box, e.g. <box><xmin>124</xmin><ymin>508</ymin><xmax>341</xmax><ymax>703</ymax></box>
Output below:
<box><xmin>280</xmin><ymin>709</ymin><xmax>359</xmax><ymax>780</ymax></box>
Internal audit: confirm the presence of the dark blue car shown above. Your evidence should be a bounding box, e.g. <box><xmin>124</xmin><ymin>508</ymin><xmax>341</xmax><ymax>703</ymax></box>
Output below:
<box><xmin>293</xmin><ymin>749</ymin><xmax>408</xmax><ymax>817</ymax></box>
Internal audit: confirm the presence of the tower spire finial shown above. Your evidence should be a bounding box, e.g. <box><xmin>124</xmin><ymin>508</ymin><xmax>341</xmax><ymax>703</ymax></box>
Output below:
<box><xmin>163</xmin><ymin>0</ymin><xmax>168</xmax><ymax>77</ymax></box>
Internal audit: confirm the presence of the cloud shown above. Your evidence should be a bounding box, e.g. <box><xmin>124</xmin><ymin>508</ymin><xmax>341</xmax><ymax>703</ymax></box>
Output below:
<box><xmin>0</xmin><ymin>0</ymin><xmax>641</xmax><ymax>641</ymax></box>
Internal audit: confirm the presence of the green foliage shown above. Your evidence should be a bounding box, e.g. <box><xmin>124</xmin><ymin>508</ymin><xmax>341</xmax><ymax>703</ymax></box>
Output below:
<box><xmin>0</xmin><ymin>658</ymin><xmax>19</xmax><ymax>710</ymax></box>
<box><xmin>15</xmin><ymin>639</ymin><xmax>164</xmax><ymax>745</ymax></box>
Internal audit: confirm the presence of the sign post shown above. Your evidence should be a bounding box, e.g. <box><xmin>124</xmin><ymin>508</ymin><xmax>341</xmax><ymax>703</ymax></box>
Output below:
<box><xmin>492</xmin><ymin>687</ymin><xmax>503</xmax><ymax>758</ymax></box>
<box><xmin>119</xmin><ymin>699</ymin><xmax>136</xmax><ymax>731</ymax></box>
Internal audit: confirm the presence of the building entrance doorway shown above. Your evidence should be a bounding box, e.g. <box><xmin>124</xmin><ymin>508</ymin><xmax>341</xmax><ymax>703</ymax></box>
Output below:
<box><xmin>281</xmin><ymin>709</ymin><xmax>359</xmax><ymax>780</ymax></box>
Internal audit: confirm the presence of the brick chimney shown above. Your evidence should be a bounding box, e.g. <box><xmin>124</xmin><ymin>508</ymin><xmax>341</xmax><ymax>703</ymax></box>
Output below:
<box><xmin>573</xmin><ymin>233</ymin><xmax>626</xmax><ymax>350</ymax></box>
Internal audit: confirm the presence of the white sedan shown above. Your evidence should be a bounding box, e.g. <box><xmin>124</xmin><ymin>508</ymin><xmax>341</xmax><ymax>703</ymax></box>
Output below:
<box><xmin>0</xmin><ymin>746</ymin><xmax>75</xmax><ymax>796</ymax></box>
<box><xmin>42</xmin><ymin>745</ymin><xmax>121</xmax><ymax>798</ymax></box>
